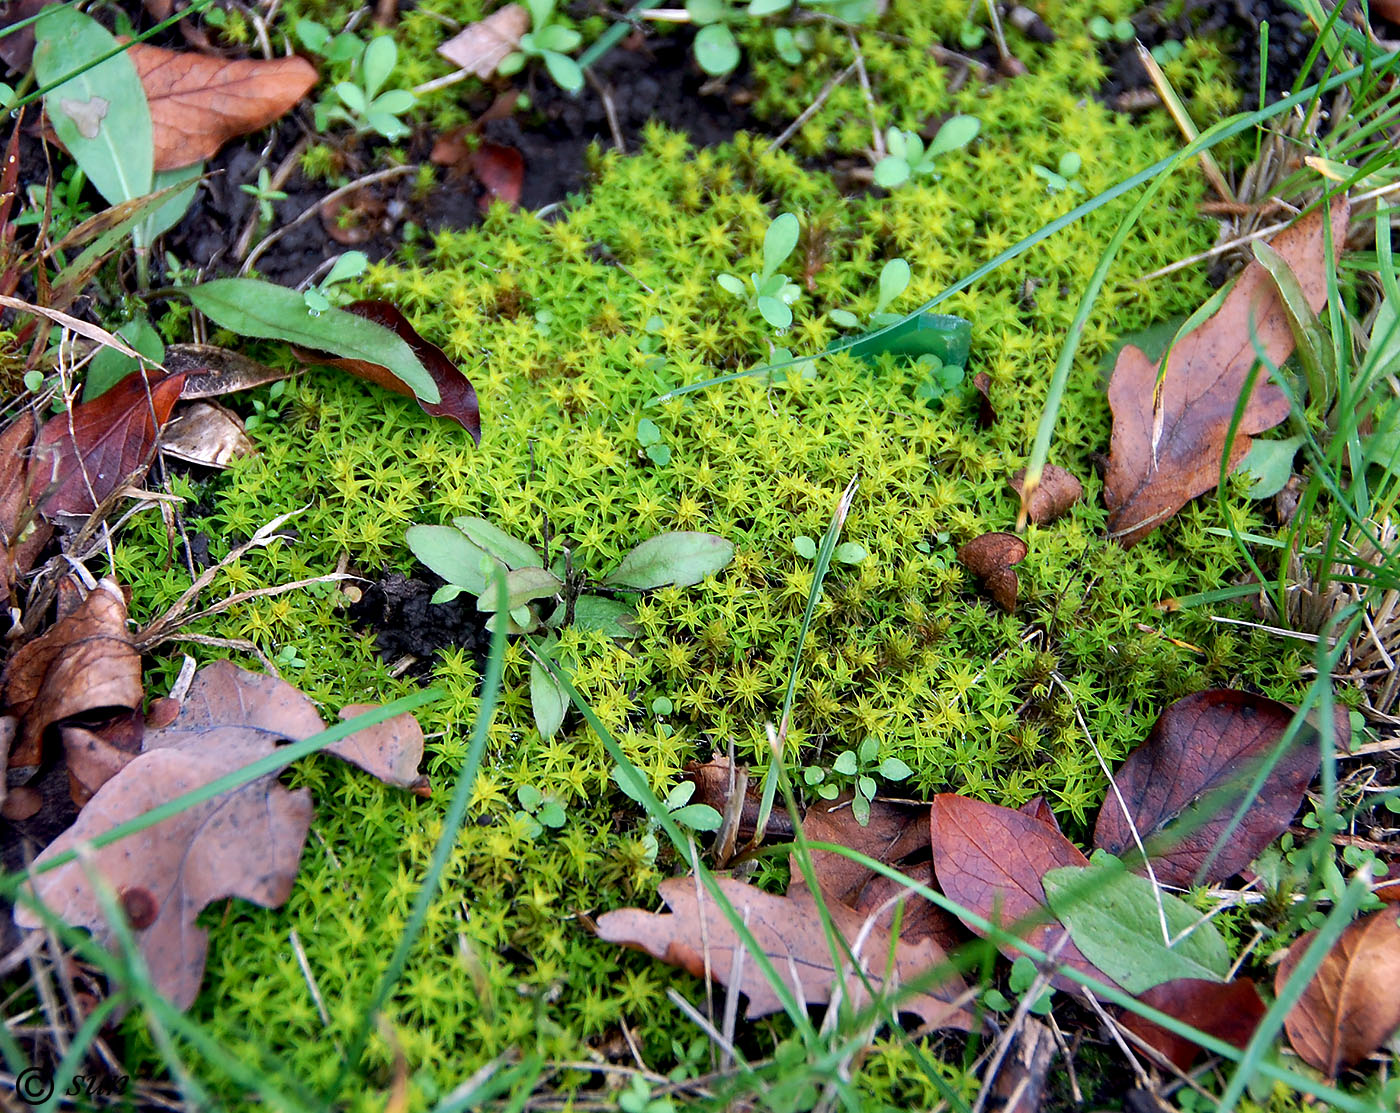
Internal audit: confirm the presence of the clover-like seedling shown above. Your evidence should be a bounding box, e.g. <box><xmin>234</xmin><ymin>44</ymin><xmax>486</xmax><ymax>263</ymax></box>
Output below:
<box><xmin>613</xmin><ymin>763</ymin><xmax>722</xmax><ymax>864</ymax></box>
<box><xmin>913</xmin><ymin>354</ymin><xmax>966</xmax><ymax>406</ymax></box>
<box><xmin>294</xmin><ymin>18</ymin><xmax>364</xmax><ymax>64</ymax></box>
<box><xmin>716</xmin><ymin>212</ymin><xmax>803</xmax><ymax>329</ymax></box>
<box><xmin>514</xmin><ymin>784</ymin><xmax>567</xmax><ymax>839</ymax></box>
<box><xmin>828</xmin><ymin>257</ymin><xmax>911</xmax><ymax>331</ymax></box>
<box><xmin>873</xmin><ymin>116</ymin><xmax>980</xmax><ymax>189</ymax></box>
<box><xmin>983</xmin><ymin>956</ymin><xmax>1054</xmax><ymax>1014</ymax></box>
<box><xmin>499</xmin><ymin>0</ymin><xmax>584</xmax><ymax>93</ymax></box>
<box><xmin>1088</xmin><ymin>14</ymin><xmax>1134</xmax><ymax>41</ymax></box>
<box><xmin>1031</xmin><ymin>151</ymin><xmax>1085</xmax><ymax>194</ymax></box>
<box><xmin>636</xmin><ymin>418</ymin><xmax>671</xmax><ymax>467</ymax></box>
<box><xmin>320</xmin><ymin>36</ymin><xmax>416</xmax><ymax>140</ymax></box>
<box><xmin>273</xmin><ymin>644</ymin><xmax>307</xmax><ymax>670</ymax></box>
<box><xmin>793</xmin><ymin>535</ymin><xmax>867</xmax><ymax>564</ymax></box>
<box><xmin>803</xmin><ymin>736</ymin><xmax>912</xmax><ymax>825</ymax></box>
<box><xmin>303</xmin><ymin>250</ymin><xmax>368</xmax><ymax>314</ymax></box>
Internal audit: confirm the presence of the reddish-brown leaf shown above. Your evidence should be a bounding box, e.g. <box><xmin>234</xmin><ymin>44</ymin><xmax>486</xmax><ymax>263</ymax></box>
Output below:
<box><xmin>595</xmin><ymin>876</ymin><xmax>975</xmax><ymax>1029</ymax></box>
<box><xmin>1104</xmin><ymin>200</ymin><xmax>1348</xmax><ymax>546</ymax></box>
<box><xmin>1018</xmin><ymin>796</ymin><xmax>1062</xmax><ymax>834</ymax></box>
<box><xmin>127</xmin><ymin>43</ymin><xmax>318</xmax><ymax>171</ymax></box>
<box><xmin>1277</xmin><ymin>905</ymin><xmax>1400</xmax><ymax>1077</ymax></box>
<box><xmin>799</xmin><ymin>795</ymin><xmax>963</xmax><ymax>953</ymax></box>
<box><xmin>436</xmin><ymin>3</ymin><xmax>529</xmax><ymax>76</ymax></box>
<box><xmin>61</xmin><ymin>722</ymin><xmax>139</xmax><ymax>807</ymax></box>
<box><xmin>1010</xmin><ymin>466</ymin><xmax>1083</xmax><ymax>526</ymax></box>
<box><xmin>972</xmin><ymin>370</ymin><xmax>995</xmax><ymax>429</ymax></box>
<box><xmin>682</xmin><ymin>756</ymin><xmax>794</xmax><ymax>847</ymax></box>
<box><xmin>1</xmin><ymin>578</ymin><xmax>140</xmax><ymax>768</ymax></box>
<box><xmin>957</xmin><ymin>532</ymin><xmax>1027</xmax><ymax>613</ymax></box>
<box><xmin>333</xmin><ymin>704</ymin><xmax>429</xmax><ymax>796</ymax></box>
<box><xmin>1091</xmin><ymin>690</ymin><xmax>1336</xmax><ymax>887</ymax></box>
<box><xmin>468</xmin><ymin>143</ymin><xmax>524</xmax><ymax>212</ymax></box>
<box><xmin>32</xmin><ymin>368</ymin><xmax>187</xmax><ymax>518</ymax></box>
<box><xmin>297</xmin><ymin>300</ymin><xmax>481</xmax><ymax>441</ymax></box>
<box><xmin>0</xmin><ymin>413</ymin><xmax>54</xmax><ymax>605</ymax></box>
<box><xmin>1119</xmin><ymin>977</ymin><xmax>1267</xmax><ymax>1070</ymax></box>
<box><xmin>930</xmin><ymin>794</ymin><xmax>1117</xmax><ymax>992</ymax></box>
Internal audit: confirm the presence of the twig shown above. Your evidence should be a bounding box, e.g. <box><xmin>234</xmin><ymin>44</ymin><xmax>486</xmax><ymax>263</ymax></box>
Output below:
<box><xmin>848</xmin><ymin>33</ymin><xmax>884</xmax><ymax>160</ymax></box>
<box><xmin>585</xmin><ymin>68</ymin><xmax>626</xmax><ymax>154</ymax></box>
<box><xmin>766</xmin><ymin>61</ymin><xmax>858</xmax><ymax>155</ymax></box>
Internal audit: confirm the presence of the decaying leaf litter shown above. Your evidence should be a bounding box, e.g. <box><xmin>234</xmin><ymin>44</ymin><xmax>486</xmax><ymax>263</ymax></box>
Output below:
<box><xmin>1</xmin><ymin>0</ymin><xmax>1399</xmax><ymax>1109</ymax></box>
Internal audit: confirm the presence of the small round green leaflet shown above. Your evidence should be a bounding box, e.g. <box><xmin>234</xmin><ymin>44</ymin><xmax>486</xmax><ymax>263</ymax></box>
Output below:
<box><xmin>693</xmin><ymin>23</ymin><xmax>740</xmax><ymax>75</ymax></box>
<box><xmin>873</xmin><ymin>157</ymin><xmax>911</xmax><ymax>189</ymax></box>
<box><xmin>183</xmin><ymin>278</ymin><xmax>441</xmax><ymax>404</ymax></box>
<box><xmin>603</xmin><ymin>531</ymin><xmax>735</xmax><ymax>589</ymax></box>
<box><xmin>763</xmin><ymin>213</ymin><xmax>800</xmax><ymax>279</ymax></box>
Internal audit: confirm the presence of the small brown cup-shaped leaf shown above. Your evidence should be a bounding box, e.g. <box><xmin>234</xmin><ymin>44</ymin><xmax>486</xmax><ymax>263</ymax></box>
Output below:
<box><xmin>1010</xmin><ymin>466</ymin><xmax>1083</xmax><ymax>525</ymax></box>
<box><xmin>958</xmin><ymin>532</ymin><xmax>1028</xmax><ymax>613</ymax></box>
<box><xmin>120</xmin><ymin>886</ymin><xmax>159</xmax><ymax>930</ymax></box>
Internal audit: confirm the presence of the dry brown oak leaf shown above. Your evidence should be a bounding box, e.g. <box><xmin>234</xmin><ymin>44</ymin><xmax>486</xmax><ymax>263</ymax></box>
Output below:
<box><xmin>127</xmin><ymin>43</ymin><xmax>317</xmax><ymax>171</ymax></box>
<box><xmin>436</xmin><ymin>3</ymin><xmax>529</xmax><ymax>76</ymax></box>
<box><xmin>0</xmin><ymin>413</ymin><xmax>53</xmax><ymax>605</ymax></box>
<box><xmin>1104</xmin><ymin>198</ymin><xmax>1349</xmax><ymax>546</ymax></box>
<box><xmin>1</xmin><ymin>578</ymin><xmax>140</xmax><ymax>769</ymax></box>
<box><xmin>1277</xmin><ymin>904</ymin><xmax>1400</xmax><ymax>1077</ymax></box>
<box><xmin>596</xmin><ymin>876</ymin><xmax>975</xmax><ymax>1030</ymax></box>
<box><xmin>15</xmin><ymin>661</ymin><xmax>428</xmax><ymax>1009</ymax></box>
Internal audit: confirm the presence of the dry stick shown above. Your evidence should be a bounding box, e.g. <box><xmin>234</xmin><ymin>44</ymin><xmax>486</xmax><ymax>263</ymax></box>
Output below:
<box><xmin>584</xmin><ymin>68</ymin><xmax>627</xmax><ymax>154</ymax></box>
<box><xmin>766</xmin><ymin>61</ymin><xmax>859</xmax><ymax>155</ymax></box>
<box><xmin>848</xmin><ymin>33</ymin><xmax>884</xmax><ymax>160</ymax></box>
<box><xmin>1046</xmin><ymin>1013</ymin><xmax>1082</xmax><ymax>1104</ymax></box>
<box><xmin>1079</xmin><ymin>988</ymin><xmax>1150</xmax><ymax>1088</ymax></box>
<box><xmin>232</xmin><ymin>135</ymin><xmax>309</xmax><ymax>261</ymax></box>
<box><xmin>1136</xmin><ymin>42</ymin><xmax>1234</xmax><ymax>204</ymax></box>
<box><xmin>241</xmin><ymin>164</ymin><xmax>416</xmax><ymax>274</ymax></box>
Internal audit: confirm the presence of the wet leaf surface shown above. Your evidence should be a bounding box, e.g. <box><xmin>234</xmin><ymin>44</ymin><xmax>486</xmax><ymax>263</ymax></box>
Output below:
<box><xmin>1091</xmin><ymin>690</ymin><xmax>1331</xmax><ymax>886</ymax></box>
<box><xmin>1104</xmin><ymin>201</ymin><xmax>1348</xmax><ymax>545</ymax></box>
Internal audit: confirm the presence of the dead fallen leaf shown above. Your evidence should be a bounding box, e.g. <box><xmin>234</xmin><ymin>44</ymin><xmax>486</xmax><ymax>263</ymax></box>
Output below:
<box><xmin>2</xmin><ymin>578</ymin><xmax>140</xmax><ymax>768</ymax></box>
<box><xmin>799</xmin><ymin>794</ymin><xmax>962</xmax><ymax>953</ymax></box>
<box><xmin>0</xmin><ymin>0</ymin><xmax>46</xmax><ymax>71</ymax></box>
<box><xmin>166</xmin><ymin>344</ymin><xmax>296</xmax><ymax>398</ymax></box>
<box><xmin>972</xmin><ymin>371</ymin><xmax>995</xmax><ymax>429</ymax></box>
<box><xmin>683</xmin><ymin>756</ymin><xmax>794</xmax><ymax>859</ymax></box>
<box><xmin>0</xmin><ymin>413</ymin><xmax>54</xmax><ymax>605</ymax></box>
<box><xmin>61</xmin><ymin>722</ymin><xmax>140</xmax><ymax>807</ymax></box>
<box><xmin>437</xmin><ymin>3</ymin><xmax>529</xmax><ymax>77</ymax></box>
<box><xmin>159</xmin><ymin>401</ymin><xmax>255</xmax><ymax>468</ymax></box>
<box><xmin>1119</xmin><ymin>977</ymin><xmax>1267</xmax><ymax>1070</ymax></box>
<box><xmin>468</xmin><ymin>143</ymin><xmax>524</xmax><ymax>211</ymax></box>
<box><xmin>1018</xmin><ymin>796</ymin><xmax>1062</xmax><ymax>834</ymax></box>
<box><xmin>126</xmin><ymin>43</ymin><xmax>318</xmax><ymax>171</ymax></box>
<box><xmin>32</xmin><ymin>368</ymin><xmax>187</xmax><ymax>519</ymax></box>
<box><xmin>1104</xmin><ymin>200</ymin><xmax>1349</xmax><ymax>546</ymax></box>
<box><xmin>332</xmin><ymin>704</ymin><xmax>429</xmax><ymax>796</ymax></box>
<box><xmin>595</xmin><ymin>875</ymin><xmax>974</xmax><ymax>1029</ymax></box>
<box><xmin>1</xmin><ymin>785</ymin><xmax>42</xmax><ymax>821</ymax></box>
<box><xmin>296</xmin><ymin>300</ymin><xmax>481</xmax><ymax>441</ymax></box>
<box><xmin>1277</xmin><ymin>905</ymin><xmax>1400</xmax><ymax>1077</ymax></box>
<box><xmin>957</xmin><ymin>532</ymin><xmax>1027</xmax><ymax>613</ymax></box>
<box><xmin>930</xmin><ymin>793</ymin><xmax>1117</xmax><ymax>993</ymax></box>
<box><xmin>1009</xmin><ymin>466</ymin><xmax>1082</xmax><ymax>525</ymax></box>
<box><xmin>1091</xmin><ymin>690</ymin><xmax>1333</xmax><ymax>887</ymax></box>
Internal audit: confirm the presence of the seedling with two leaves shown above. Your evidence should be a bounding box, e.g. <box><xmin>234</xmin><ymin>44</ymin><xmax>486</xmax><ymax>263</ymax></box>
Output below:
<box><xmin>801</xmin><ymin>736</ymin><xmax>912</xmax><ymax>825</ymax></box>
<box><xmin>613</xmin><ymin>764</ymin><xmax>722</xmax><ymax>865</ymax></box>
<box><xmin>317</xmin><ymin>36</ymin><xmax>417</xmax><ymax>141</ymax></box>
<box><xmin>499</xmin><ymin>0</ymin><xmax>584</xmax><ymax>93</ymax></box>
<box><xmin>873</xmin><ymin>116</ymin><xmax>980</xmax><ymax>189</ymax></box>
<box><xmin>717</xmin><ymin>212</ymin><xmax>803</xmax><ymax>329</ymax></box>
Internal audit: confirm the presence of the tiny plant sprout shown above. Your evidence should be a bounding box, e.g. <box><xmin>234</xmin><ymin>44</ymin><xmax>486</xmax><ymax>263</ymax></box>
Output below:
<box><xmin>793</xmin><ymin>535</ymin><xmax>817</xmax><ymax>559</ymax></box>
<box><xmin>1088</xmin><ymin>14</ymin><xmax>1134</xmax><ymax>41</ymax></box>
<box><xmin>499</xmin><ymin>0</ymin><xmax>584</xmax><ymax>92</ymax></box>
<box><xmin>514</xmin><ymin>784</ymin><xmax>567</xmax><ymax>839</ymax></box>
<box><xmin>806</xmin><ymin>736</ymin><xmax>911</xmax><ymax>825</ymax></box>
<box><xmin>1151</xmin><ymin>38</ymin><xmax>1184</xmax><ymax>64</ymax></box>
<box><xmin>716</xmin><ymin>212</ymin><xmax>803</xmax><ymax>329</ymax></box>
<box><xmin>913</xmin><ymin>354</ymin><xmax>966</xmax><ymax>406</ymax></box>
<box><xmin>1031</xmin><ymin>151</ymin><xmax>1085</xmax><ymax>194</ymax></box>
<box><xmin>873</xmin><ymin>116</ymin><xmax>980</xmax><ymax>189</ymax></box>
<box><xmin>686</xmin><ymin>0</ymin><xmax>740</xmax><ymax>76</ymax></box>
<box><xmin>322</xmin><ymin>36</ymin><xmax>416</xmax><ymax>140</ymax></box>
<box><xmin>636</xmin><ymin>418</ymin><xmax>671</xmax><ymax>466</ymax></box>
<box><xmin>828</xmin><ymin>257</ymin><xmax>911</xmax><ymax>330</ymax></box>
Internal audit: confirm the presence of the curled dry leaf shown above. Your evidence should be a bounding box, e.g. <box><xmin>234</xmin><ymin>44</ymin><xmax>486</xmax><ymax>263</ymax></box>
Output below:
<box><xmin>166</xmin><ymin>343</ymin><xmax>295</xmax><ymax>398</ymax></box>
<box><xmin>33</xmin><ymin>368</ymin><xmax>187</xmax><ymax>518</ymax></box>
<box><xmin>1091</xmin><ymin>690</ymin><xmax>1333</xmax><ymax>887</ymax></box>
<box><xmin>0</xmin><ymin>414</ymin><xmax>54</xmax><ymax>605</ymax></box>
<box><xmin>1104</xmin><ymin>200</ymin><xmax>1348</xmax><ymax>546</ymax></box>
<box><xmin>595</xmin><ymin>876</ymin><xmax>974</xmax><ymax>1030</ymax></box>
<box><xmin>126</xmin><ymin>43</ymin><xmax>318</xmax><ymax>171</ymax></box>
<box><xmin>437</xmin><ymin>3</ymin><xmax>529</xmax><ymax>77</ymax></box>
<box><xmin>1119</xmin><ymin>977</ymin><xmax>1267</xmax><ymax>1071</ymax></box>
<box><xmin>1277</xmin><ymin>905</ymin><xmax>1400</xmax><ymax>1077</ymax></box>
<box><xmin>1</xmin><ymin>578</ymin><xmax>140</xmax><ymax>768</ymax></box>
<box><xmin>1010</xmin><ymin>466</ymin><xmax>1082</xmax><ymax>525</ymax></box>
<box><xmin>800</xmin><ymin>794</ymin><xmax>963</xmax><ymax>953</ymax></box>
<box><xmin>468</xmin><ymin>143</ymin><xmax>524</xmax><ymax>211</ymax></box>
<box><xmin>930</xmin><ymin>793</ymin><xmax>1117</xmax><ymax>993</ymax></box>
<box><xmin>972</xmin><ymin>370</ymin><xmax>995</xmax><ymax>429</ymax></box>
<box><xmin>957</xmin><ymin>532</ymin><xmax>1027</xmax><ymax>613</ymax></box>
<box><xmin>61</xmin><ymin>722</ymin><xmax>140</xmax><ymax>807</ymax></box>
<box><xmin>296</xmin><ymin>300</ymin><xmax>481</xmax><ymax>441</ymax></box>
<box><xmin>159</xmin><ymin>401</ymin><xmax>255</xmax><ymax>469</ymax></box>
<box><xmin>333</xmin><ymin>704</ymin><xmax>430</xmax><ymax>796</ymax></box>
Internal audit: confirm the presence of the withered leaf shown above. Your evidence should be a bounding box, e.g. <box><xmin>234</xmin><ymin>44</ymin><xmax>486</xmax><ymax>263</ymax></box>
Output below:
<box><xmin>437</xmin><ymin>3</ymin><xmax>529</xmax><ymax>76</ymax></box>
<box><xmin>127</xmin><ymin>43</ymin><xmax>318</xmax><ymax>171</ymax></box>
<box><xmin>930</xmin><ymin>794</ymin><xmax>1117</xmax><ymax>993</ymax></box>
<box><xmin>33</xmin><ymin>368</ymin><xmax>187</xmax><ymax>518</ymax></box>
<box><xmin>1120</xmin><ymin>977</ymin><xmax>1266</xmax><ymax>1070</ymax></box>
<box><xmin>1010</xmin><ymin>466</ymin><xmax>1082</xmax><ymax>526</ymax></box>
<box><xmin>1091</xmin><ymin>690</ymin><xmax>1333</xmax><ymax>887</ymax></box>
<box><xmin>2</xmin><ymin>578</ymin><xmax>140</xmax><ymax>768</ymax></box>
<box><xmin>1104</xmin><ymin>200</ymin><xmax>1349</xmax><ymax>546</ymax></box>
<box><xmin>1277</xmin><ymin>905</ymin><xmax>1400</xmax><ymax>1077</ymax></box>
<box><xmin>61</xmin><ymin>722</ymin><xmax>139</xmax><ymax>807</ymax></box>
<box><xmin>332</xmin><ymin>704</ymin><xmax>429</xmax><ymax>796</ymax></box>
<box><xmin>159</xmin><ymin>401</ymin><xmax>255</xmax><ymax>469</ymax></box>
<box><xmin>296</xmin><ymin>300</ymin><xmax>481</xmax><ymax>441</ymax></box>
<box><xmin>972</xmin><ymin>370</ymin><xmax>995</xmax><ymax>429</ymax></box>
<box><xmin>1018</xmin><ymin>796</ymin><xmax>1062</xmax><ymax>834</ymax></box>
<box><xmin>469</xmin><ymin>143</ymin><xmax>524</xmax><ymax>211</ymax></box>
<box><xmin>595</xmin><ymin>875</ymin><xmax>974</xmax><ymax>1030</ymax></box>
<box><xmin>166</xmin><ymin>344</ymin><xmax>294</xmax><ymax>398</ymax></box>
<box><xmin>957</xmin><ymin>532</ymin><xmax>1027</xmax><ymax>613</ymax></box>
<box><xmin>0</xmin><ymin>413</ymin><xmax>53</xmax><ymax>605</ymax></box>
<box><xmin>799</xmin><ymin>794</ymin><xmax>962</xmax><ymax>953</ymax></box>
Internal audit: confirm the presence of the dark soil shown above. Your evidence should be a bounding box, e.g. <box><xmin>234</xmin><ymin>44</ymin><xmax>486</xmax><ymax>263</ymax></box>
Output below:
<box><xmin>347</xmin><ymin>570</ymin><xmax>491</xmax><ymax>676</ymax></box>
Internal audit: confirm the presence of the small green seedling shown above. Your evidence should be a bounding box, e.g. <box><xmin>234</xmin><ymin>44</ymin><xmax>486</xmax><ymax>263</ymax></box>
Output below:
<box><xmin>513</xmin><ymin>784</ymin><xmax>567</xmax><ymax>839</ymax></box>
<box><xmin>245</xmin><ymin>380</ymin><xmax>289</xmax><ymax>432</ymax></box>
<box><xmin>304</xmin><ymin>250</ymin><xmax>368</xmax><ymax>314</ymax></box>
<box><xmin>801</xmin><ymin>736</ymin><xmax>911</xmax><ymax>825</ymax></box>
<box><xmin>1088</xmin><ymin>14</ymin><xmax>1134</xmax><ymax>41</ymax></box>
<box><xmin>793</xmin><ymin>535</ymin><xmax>866</xmax><ymax>564</ymax></box>
<box><xmin>828</xmin><ymin>257</ymin><xmax>912</xmax><ymax>330</ymax></box>
<box><xmin>683</xmin><ymin>0</ymin><xmax>874</xmax><ymax>75</ymax></box>
<box><xmin>983</xmin><ymin>956</ymin><xmax>1054</xmax><ymax>1014</ymax></box>
<box><xmin>499</xmin><ymin>0</ymin><xmax>583</xmax><ymax>93</ymax></box>
<box><xmin>873</xmin><ymin>116</ymin><xmax>980</xmax><ymax>189</ymax></box>
<box><xmin>239</xmin><ymin>167</ymin><xmax>287</xmax><ymax>230</ymax></box>
<box><xmin>913</xmin><ymin>354</ymin><xmax>966</xmax><ymax>406</ymax></box>
<box><xmin>618</xmin><ymin>1074</ymin><xmax>676</xmax><ymax>1113</ymax></box>
<box><xmin>635</xmin><ymin>418</ymin><xmax>671</xmax><ymax>466</ymax></box>
<box><xmin>274</xmin><ymin>644</ymin><xmax>307</xmax><ymax>670</ymax></box>
<box><xmin>1031</xmin><ymin>151</ymin><xmax>1085</xmax><ymax>194</ymax></box>
<box><xmin>295</xmin><ymin>18</ymin><xmax>364</xmax><ymax>63</ymax></box>
<box><xmin>318</xmin><ymin>36</ymin><xmax>416</xmax><ymax>140</ymax></box>
<box><xmin>717</xmin><ymin>212</ymin><xmax>803</xmax><ymax>329</ymax></box>
<box><xmin>1151</xmin><ymin>39</ymin><xmax>1185</xmax><ymax>64</ymax></box>
<box><xmin>958</xmin><ymin>19</ymin><xmax>987</xmax><ymax>48</ymax></box>
<box><xmin>613</xmin><ymin>764</ymin><xmax>722</xmax><ymax>864</ymax></box>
